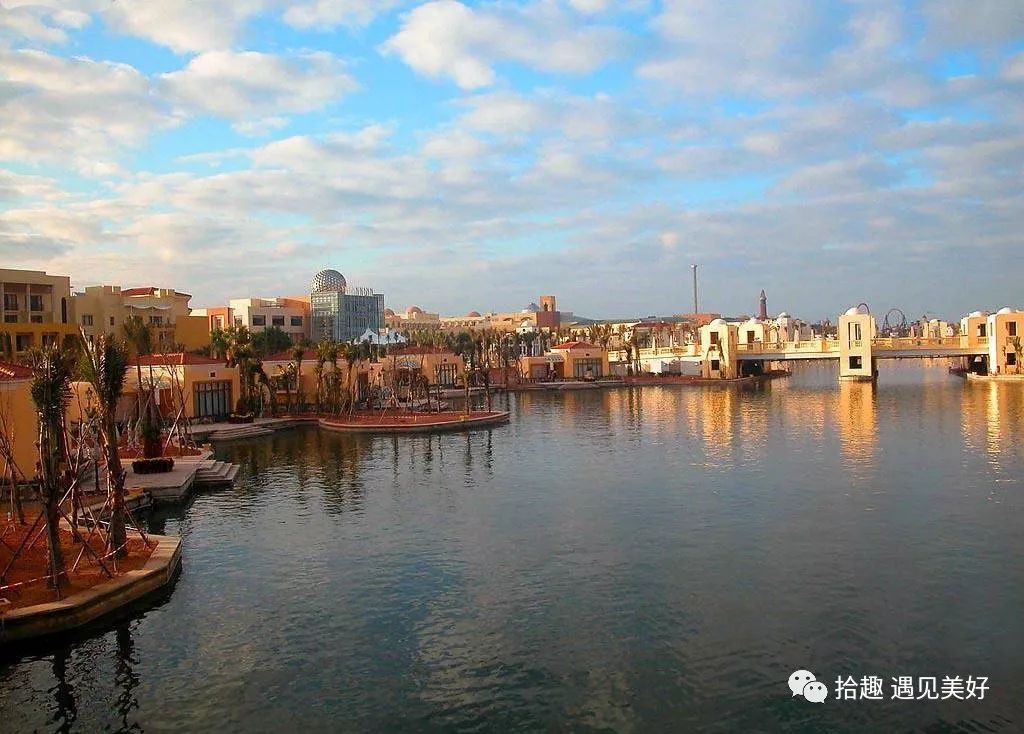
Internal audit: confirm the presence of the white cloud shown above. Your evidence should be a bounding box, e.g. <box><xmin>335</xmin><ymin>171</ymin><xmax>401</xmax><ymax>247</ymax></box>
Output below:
<box><xmin>160</xmin><ymin>50</ymin><xmax>356</xmax><ymax>128</ymax></box>
<box><xmin>0</xmin><ymin>49</ymin><xmax>173</xmax><ymax>173</ymax></box>
<box><xmin>921</xmin><ymin>0</ymin><xmax>1024</xmax><ymax>49</ymax></box>
<box><xmin>0</xmin><ymin>3</ymin><xmax>91</xmax><ymax>44</ymax></box>
<box><xmin>282</xmin><ymin>0</ymin><xmax>403</xmax><ymax>29</ymax></box>
<box><xmin>380</xmin><ymin>0</ymin><xmax>627</xmax><ymax>89</ymax></box>
<box><xmin>101</xmin><ymin>0</ymin><xmax>269</xmax><ymax>53</ymax></box>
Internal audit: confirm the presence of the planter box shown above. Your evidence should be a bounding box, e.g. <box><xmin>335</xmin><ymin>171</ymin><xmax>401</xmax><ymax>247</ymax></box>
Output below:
<box><xmin>131</xmin><ymin>457</ymin><xmax>175</xmax><ymax>474</ymax></box>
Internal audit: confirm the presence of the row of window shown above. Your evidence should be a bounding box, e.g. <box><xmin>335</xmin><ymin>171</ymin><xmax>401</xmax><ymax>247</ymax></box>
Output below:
<box><xmin>249</xmin><ymin>315</ymin><xmax>303</xmax><ymax>327</ymax></box>
<box><xmin>3</xmin><ymin>294</ymin><xmax>46</xmax><ymax>311</ymax></box>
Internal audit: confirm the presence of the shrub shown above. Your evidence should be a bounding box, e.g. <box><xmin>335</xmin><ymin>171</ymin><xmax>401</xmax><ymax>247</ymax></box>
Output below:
<box><xmin>132</xmin><ymin>457</ymin><xmax>175</xmax><ymax>474</ymax></box>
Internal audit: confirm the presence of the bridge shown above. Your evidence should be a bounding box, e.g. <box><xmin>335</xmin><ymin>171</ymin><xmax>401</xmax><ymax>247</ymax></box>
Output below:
<box><xmin>610</xmin><ymin>307</ymin><xmax>1020</xmax><ymax>381</ymax></box>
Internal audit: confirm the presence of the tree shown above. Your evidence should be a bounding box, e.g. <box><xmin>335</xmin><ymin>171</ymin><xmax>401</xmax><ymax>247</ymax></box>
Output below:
<box><xmin>252</xmin><ymin>326</ymin><xmax>293</xmax><ymax>358</ymax></box>
<box><xmin>122</xmin><ymin>315</ymin><xmax>161</xmax><ymax>457</ymax></box>
<box><xmin>290</xmin><ymin>345</ymin><xmax>306</xmax><ymax>411</ymax></box>
<box><xmin>79</xmin><ymin>333</ymin><xmax>132</xmax><ymax>558</ymax></box>
<box><xmin>29</xmin><ymin>345</ymin><xmax>74</xmax><ymax>585</ymax></box>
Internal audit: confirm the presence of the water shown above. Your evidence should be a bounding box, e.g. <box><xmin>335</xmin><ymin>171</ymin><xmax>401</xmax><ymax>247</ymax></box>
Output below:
<box><xmin>3</xmin><ymin>362</ymin><xmax>1024</xmax><ymax>732</ymax></box>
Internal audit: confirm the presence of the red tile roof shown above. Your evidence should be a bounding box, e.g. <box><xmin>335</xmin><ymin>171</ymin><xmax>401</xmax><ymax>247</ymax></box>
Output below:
<box><xmin>264</xmin><ymin>348</ymin><xmax>318</xmax><ymax>362</ymax></box>
<box><xmin>134</xmin><ymin>353</ymin><xmax>224</xmax><ymax>366</ymax></box>
<box><xmin>551</xmin><ymin>341</ymin><xmax>600</xmax><ymax>350</ymax></box>
<box><xmin>0</xmin><ymin>360</ymin><xmax>32</xmax><ymax>381</ymax></box>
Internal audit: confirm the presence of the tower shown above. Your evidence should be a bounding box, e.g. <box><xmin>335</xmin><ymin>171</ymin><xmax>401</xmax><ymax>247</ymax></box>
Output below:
<box><xmin>758</xmin><ymin>289</ymin><xmax>767</xmax><ymax>320</ymax></box>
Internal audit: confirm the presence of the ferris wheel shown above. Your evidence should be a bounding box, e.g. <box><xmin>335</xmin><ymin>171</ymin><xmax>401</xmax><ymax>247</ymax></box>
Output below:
<box><xmin>883</xmin><ymin>308</ymin><xmax>908</xmax><ymax>335</ymax></box>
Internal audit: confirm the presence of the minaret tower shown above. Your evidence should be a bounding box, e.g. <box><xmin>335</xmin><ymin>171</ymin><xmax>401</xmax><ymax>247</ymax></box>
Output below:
<box><xmin>758</xmin><ymin>289</ymin><xmax>768</xmax><ymax>320</ymax></box>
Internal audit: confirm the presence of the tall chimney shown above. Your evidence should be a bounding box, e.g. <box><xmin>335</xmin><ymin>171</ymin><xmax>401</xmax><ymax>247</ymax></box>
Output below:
<box><xmin>692</xmin><ymin>264</ymin><xmax>698</xmax><ymax>315</ymax></box>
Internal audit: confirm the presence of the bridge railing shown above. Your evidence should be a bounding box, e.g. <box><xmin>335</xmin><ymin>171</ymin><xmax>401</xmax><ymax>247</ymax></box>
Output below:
<box><xmin>736</xmin><ymin>339</ymin><xmax>838</xmax><ymax>354</ymax></box>
<box><xmin>871</xmin><ymin>336</ymin><xmax>971</xmax><ymax>350</ymax></box>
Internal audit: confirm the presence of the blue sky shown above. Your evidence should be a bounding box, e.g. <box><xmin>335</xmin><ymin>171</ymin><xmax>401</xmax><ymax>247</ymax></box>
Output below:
<box><xmin>1</xmin><ymin>0</ymin><xmax>1022</xmax><ymax>320</ymax></box>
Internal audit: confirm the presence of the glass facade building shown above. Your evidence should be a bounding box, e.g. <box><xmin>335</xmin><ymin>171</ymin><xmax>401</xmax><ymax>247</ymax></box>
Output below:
<box><xmin>309</xmin><ymin>269</ymin><xmax>385</xmax><ymax>343</ymax></box>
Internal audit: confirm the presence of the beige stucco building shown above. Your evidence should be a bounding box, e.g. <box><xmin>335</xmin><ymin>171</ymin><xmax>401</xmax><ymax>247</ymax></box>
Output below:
<box><xmin>226</xmin><ymin>297</ymin><xmax>311</xmax><ymax>343</ymax></box>
<box><xmin>75</xmin><ymin>285</ymin><xmax>208</xmax><ymax>351</ymax></box>
<box><xmin>0</xmin><ymin>268</ymin><xmax>77</xmax><ymax>359</ymax></box>
<box><xmin>0</xmin><ymin>360</ymin><xmax>36</xmax><ymax>480</ymax></box>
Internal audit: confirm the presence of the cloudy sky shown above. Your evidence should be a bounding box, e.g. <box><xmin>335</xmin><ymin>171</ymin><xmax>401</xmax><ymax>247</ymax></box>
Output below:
<box><xmin>1</xmin><ymin>1</ymin><xmax>1022</xmax><ymax>320</ymax></box>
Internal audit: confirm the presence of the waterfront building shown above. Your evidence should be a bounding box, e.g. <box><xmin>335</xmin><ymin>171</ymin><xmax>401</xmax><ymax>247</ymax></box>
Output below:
<box><xmin>369</xmin><ymin>346</ymin><xmax>465</xmax><ymax>390</ymax></box>
<box><xmin>521</xmin><ymin>340</ymin><xmax>609</xmax><ymax>380</ymax></box>
<box><xmin>130</xmin><ymin>353</ymin><xmax>240</xmax><ymax>420</ymax></box>
<box><xmin>0</xmin><ymin>268</ymin><xmax>77</xmax><ymax>359</ymax></box>
<box><xmin>225</xmin><ymin>297</ymin><xmax>310</xmax><ymax>343</ymax></box>
<box><xmin>987</xmin><ymin>307</ymin><xmax>1023</xmax><ymax>375</ymax></box>
<box><xmin>0</xmin><ymin>360</ymin><xmax>36</xmax><ymax>480</ymax></box>
<box><xmin>310</xmin><ymin>269</ymin><xmax>385</xmax><ymax>344</ymax></box>
<box><xmin>698</xmin><ymin>319</ymin><xmax>737</xmax><ymax>379</ymax></box>
<box><xmin>74</xmin><ymin>285</ymin><xmax>209</xmax><ymax>351</ymax></box>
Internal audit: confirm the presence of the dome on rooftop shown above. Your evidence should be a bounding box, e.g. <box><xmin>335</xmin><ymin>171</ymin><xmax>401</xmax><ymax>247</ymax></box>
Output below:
<box><xmin>997</xmin><ymin>306</ymin><xmax>1016</xmax><ymax>315</ymax></box>
<box><xmin>710</xmin><ymin>318</ymin><xmax>727</xmax><ymax>326</ymax></box>
<box><xmin>384</xmin><ymin>307</ymin><xmax>395</xmax><ymax>317</ymax></box>
<box><xmin>467</xmin><ymin>310</ymin><xmax>481</xmax><ymax>317</ymax></box>
<box><xmin>777</xmin><ymin>311</ymin><xmax>790</xmax><ymax>319</ymax></box>
<box><xmin>845</xmin><ymin>305</ymin><xmax>869</xmax><ymax>316</ymax></box>
<box><xmin>523</xmin><ymin>302</ymin><xmax>540</xmax><ymax>312</ymax></box>
<box><xmin>406</xmin><ymin>305</ymin><xmax>423</xmax><ymax>316</ymax></box>
<box><xmin>311</xmin><ymin>269</ymin><xmax>346</xmax><ymax>294</ymax></box>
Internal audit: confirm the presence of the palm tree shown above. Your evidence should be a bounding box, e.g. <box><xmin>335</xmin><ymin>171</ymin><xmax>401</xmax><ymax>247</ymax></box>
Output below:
<box><xmin>29</xmin><ymin>345</ymin><xmax>73</xmax><ymax>585</ymax></box>
<box><xmin>122</xmin><ymin>315</ymin><xmax>160</xmax><ymax>457</ymax></box>
<box><xmin>1011</xmin><ymin>336</ymin><xmax>1023</xmax><ymax>375</ymax></box>
<box><xmin>290</xmin><ymin>345</ymin><xmax>305</xmax><ymax>411</ymax></box>
<box><xmin>79</xmin><ymin>333</ymin><xmax>131</xmax><ymax>558</ymax></box>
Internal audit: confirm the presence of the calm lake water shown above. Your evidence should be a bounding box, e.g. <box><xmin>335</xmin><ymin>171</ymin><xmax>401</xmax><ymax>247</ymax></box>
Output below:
<box><xmin>3</xmin><ymin>362</ymin><xmax>1024</xmax><ymax>732</ymax></box>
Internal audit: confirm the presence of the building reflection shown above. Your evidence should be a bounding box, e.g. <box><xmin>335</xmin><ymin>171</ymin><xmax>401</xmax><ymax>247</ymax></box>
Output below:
<box><xmin>836</xmin><ymin>380</ymin><xmax>878</xmax><ymax>480</ymax></box>
<box><xmin>960</xmin><ymin>380</ymin><xmax>1024</xmax><ymax>476</ymax></box>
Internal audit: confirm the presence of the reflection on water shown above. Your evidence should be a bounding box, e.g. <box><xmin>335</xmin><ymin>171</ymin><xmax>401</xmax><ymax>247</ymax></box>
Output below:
<box><xmin>2</xmin><ymin>361</ymin><xmax>1024</xmax><ymax>732</ymax></box>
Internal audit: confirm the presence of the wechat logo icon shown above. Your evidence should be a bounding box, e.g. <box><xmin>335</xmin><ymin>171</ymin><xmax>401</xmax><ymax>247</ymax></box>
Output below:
<box><xmin>789</xmin><ymin>669</ymin><xmax>828</xmax><ymax>703</ymax></box>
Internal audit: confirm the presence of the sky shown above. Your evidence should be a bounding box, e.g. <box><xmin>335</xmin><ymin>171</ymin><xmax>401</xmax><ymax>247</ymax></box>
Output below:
<box><xmin>1</xmin><ymin>0</ymin><xmax>1022</xmax><ymax>322</ymax></box>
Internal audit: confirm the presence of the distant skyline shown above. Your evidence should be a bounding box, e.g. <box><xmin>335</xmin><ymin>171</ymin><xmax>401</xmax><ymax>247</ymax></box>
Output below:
<box><xmin>2</xmin><ymin>1</ymin><xmax>1022</xmax><ymax>320</ymax></box>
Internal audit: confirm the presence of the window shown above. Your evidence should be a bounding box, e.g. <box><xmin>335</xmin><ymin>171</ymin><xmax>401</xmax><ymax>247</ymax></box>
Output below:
<box><xmin>109</xmin><ymin>316</ymin><xmax>115</xmax><ymax>326</ymax></box>
<box><xmin>978</xmin><ymin>324</ymin><xmax>987</xmax><ymax>338</ymax></box>
<box><xmin>1009</xmin><ymin>321</ymin><xmax>1018</xmax><ymax>337</ymax></box>
<box><xmin>150</xmin><ymin>315</ymin><xmax>163</xmax><ymax>325</ymax></box>
<box><xmin>291</xmin><ymin>316</ymin><xmax>303</xmax><ymax>327</ymax></box>
<box><xmin>849</xmin><ymin>356</ymin><xmax>862</xmax><ymax>370</ymax></box>
<box><xmin>29</xmin><ymin>295</ymin><xmax>43</xmax><ymax>312</ymax></box>
<box><xmin>710</xmin><ymin>332</ymin><xmax>720</xmax><ymax>345</ymax></box>
<box><xmin>30</xmin><ymin>314</ymin><xmax>42</xmax><ymax>324</ymax></box>
<box><xmin>15</xmin><ymin>333</ymin><xmax>32</xmax><ymax>352</ymax></box>
<box><xmin>4</xmin><ymin>315</ymin><xmax>16</xmax><ymax>324</ymax></box>
<box><xmin>435</xmin><ymin>363</ymin><xmax>458</xmax><ymax>387</ymax></box>
<box><xmin>234</xmin><ymin>317</ymin><xmax>243</xmax><ymax>326</ymax></box>
<box><xmin>81</xmin><ymin>314</ymin><xmax>94</xmax><ymax>326</ymax></box>
<box><xmin>193</xmin><ymin>380</ymin><xmax>232</xmax><ymax>419</ymax></box>
<box><xmin>746</xmin><ymin>330</ymin><xmax>755</xmax><ymax>344</ymax></box>
<box><xmin>3</xmin><ymin>294</ymin><xmax>17</xmax><ymax>311</ymax></box>
<box><xmin>42</xmin><ymin>332</ymin><xmax>57</xmax><ymax>347</ymax></box>
<box><xmin>573</xmin><ymin>358</ymin><xmax>602</xmax><ymax>378</ymax></box>
<box><xmin>252</xmin><ymin>315</ymin><xmax>266</xmax><ymax>326</ymax></box>
<box><xmin>213</xmin><ymin>316</ymin><xmax>223</xmax><ymax>328</ymax></box>
<box><xmin>710</xmin><ymin>359</ymin><xmax>720</xmax><ymax>371</ymax></box>
<box><xmin>1008</xmin><ymin>353</ymin><xmax>1017</xmax><ymax>367</ymax></box>
<box><xmin>272</xmin><ymin>315</ymin><xmax>285</xmax><ymax>326</ymax></box>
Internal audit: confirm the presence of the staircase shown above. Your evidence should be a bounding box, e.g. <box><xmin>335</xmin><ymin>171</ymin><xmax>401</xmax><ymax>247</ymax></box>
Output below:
<box><xmin>206</xmin><ymin>424</ymin><xmax>274</xmax><ymax>441</ymax></box>
<box><xmin>193</xmin><ymin>459</ymin><xmax>240</xmax><ymax>489</ymax></box>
